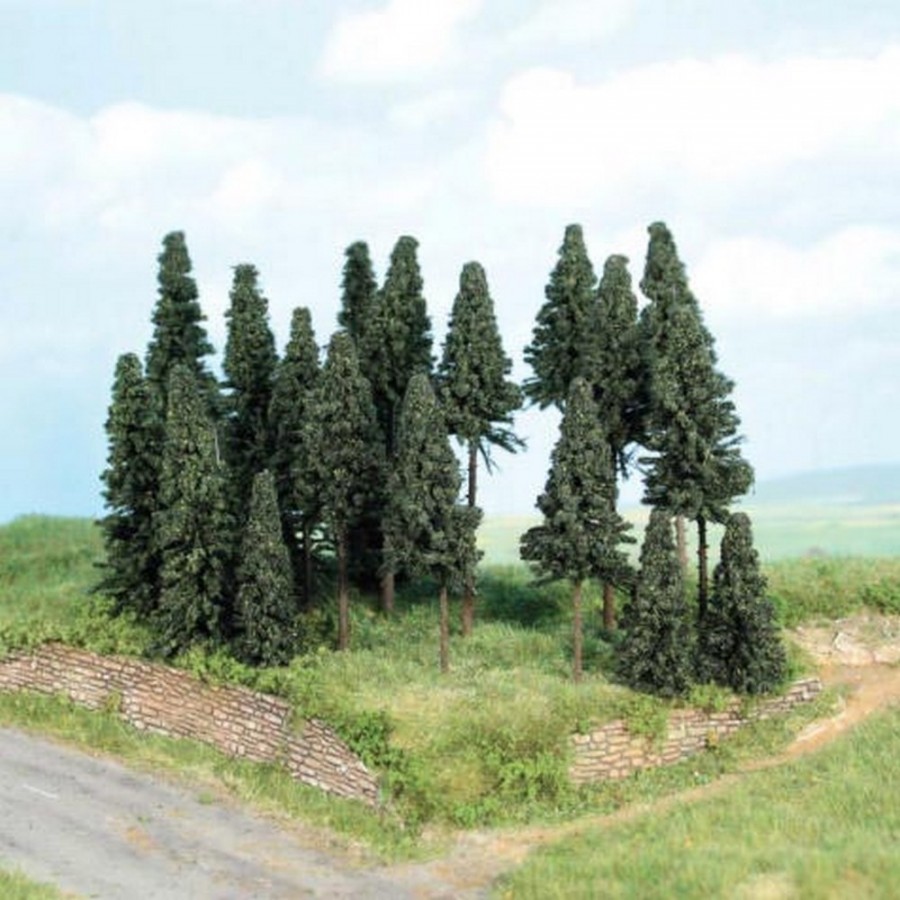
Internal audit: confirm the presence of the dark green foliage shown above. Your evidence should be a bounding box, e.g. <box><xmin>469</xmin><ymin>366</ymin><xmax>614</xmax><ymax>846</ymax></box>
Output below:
<box><xmin>521</xmin><ymin>378</ymin><xmax>632</xmax><ymax>586</ymax></box>
<box><xmin>338</xmin><ymin>241</ymin><xmax>378</xmax><ymax>347</ymax></box>
<box><xmin>521</xmin><ymin>378</ymin><xmax>632</xmax><ymax>680</ymax></box>
<box><xmin>97</xmin><ymin>354</ymin><xmax>162</xmax><ymax>616</ymax></box>
<box><xmin>154</xmin><ymin>364</ymin><xmax>231</xmax><ymax>655</ymax></box>
<box><xmin>617</xmin><ymin>509</ymin><xmax>693</xmax><ymax>697</ymax></box>
<box><xmin>592</xmin><ymin>254</ymin><xmax>644</xmax><ymax>476</ymax></box>
<box><xmin>361</xmin><ymin>235</ymin><xmax>434</xmax><ymax>453</ymax></box>
<box><xmin>145</xmin><ymin>231</ymin><xmax>217</xmax><ymax>413</ymax></box>
<box><xmin>698</xmin><ymin>513</ymin><xmax>787</xmax><ymax>694</ymax></box>
<box><xmin>384</xmin><ymin>374</ymin><xmax>481</xmax><ymax>590</ymax></box>
<box><xmin>234</xmin><ymin>470</ymin><xmax>298</xmax><ymax>666</ymax></box>
<box><xmin>523</xmin><ymin>224</ymin><xmax>598</xmax><ymax>410</ymax></box>
<box><xmin>306</xmin><ymin>332</ymin><xmax>384</xmax><ymax>648</ymax></box>
<box><xmin>269</xmin><ymin>307</ymin><xmax>321</xmax><ymax>603</ymax></box>
<box><xmin>438</xmin><ymin>261</ymin><xmax>523</xmax><ymax>459</ymax></box>
<box><xmin>639</xmin><ymin>222</ymin><xmax>753</xmax><ymax>615</ymax></box>
<box><xmin>221</xmin><ymin>264</ymin><xmax>278</xmax><ymax>519</ymax></box>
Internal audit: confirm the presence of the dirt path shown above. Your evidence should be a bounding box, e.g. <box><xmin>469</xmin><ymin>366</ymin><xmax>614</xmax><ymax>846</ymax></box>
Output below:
<box><xmin>385</xmin><ymin>616</ymin><xmax>900</xmax><ymax>895</ymax></box>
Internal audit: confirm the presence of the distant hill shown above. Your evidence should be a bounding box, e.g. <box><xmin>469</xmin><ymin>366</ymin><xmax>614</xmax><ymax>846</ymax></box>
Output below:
<box><xmin>747</xmin><ymin>464</ymin><xmax>900</xmax><ymax>507</ymax></box>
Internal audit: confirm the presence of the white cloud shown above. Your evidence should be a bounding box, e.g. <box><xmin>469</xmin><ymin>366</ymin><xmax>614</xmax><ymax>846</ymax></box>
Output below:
<box><xmin>694</xmin><ymin>226</ymin><xmax>900</xmax><ymax>319</ymax></box>
<box><xmin>388</xmin><ymin>88</ymin><xmax>469</xmax><ymax>130</ymax></box>
<box><xmin>509</xmin><ymin>0</ymin><xmax>635</xmax><ymax>47</ymax></box>
<box><xmin>485</xmin><ymin>47</ymin><xmax>900</xmax><ymax>207</ymax></box>
<box><xmin>318</xmin><ymin>0</ymin><xmax>483</xmax><ymax>82</ymax></box>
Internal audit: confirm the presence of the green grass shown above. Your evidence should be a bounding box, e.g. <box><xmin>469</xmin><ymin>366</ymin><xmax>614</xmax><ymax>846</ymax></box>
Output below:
<box><xmin>0</xmin><ymin>869</ymin><xmax>62</xmax><ymax>900</ymax></box>
<box><xmin>498</xmin><ymin>705</ymin><xmax>900</xmax><ymax>899</ymax></box>
<box><xmin>0</xmin><ymin>514</ymin><xmax>895</xmax><ymax>842</ymax></box>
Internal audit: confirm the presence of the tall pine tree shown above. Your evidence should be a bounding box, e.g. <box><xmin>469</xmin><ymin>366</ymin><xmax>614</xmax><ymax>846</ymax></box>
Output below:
<box><xmin>221</xmin><ymin>263</ymin><xmax>278</xmax><ymax>521</ymax></box>
<box><xmin>97</xmin><ymin>353</ymin><xmax>162</xmax><ymax>617</ymax></box>
<box><xmin>698</xmin><ymin>513</ymin><xmax>786</xmax><ymax>694</ymax></box>
<box><xmin>269</xmin><ymin>307</ymin><xmax>321</xmax><ymax>606</ymax></box>
<box><xmin>154</xmin><ymin>364</ymin><xmax>231</xmax><ymax>655</ymax></box>
<box><xmin>438</xmin><ymin>261</ymin><xmax>522</xmax><ymax>635</ymax></box>
<box><xmin>234</xmin><ymin>470</ymin><xmax>298</xmax><ymax>667</ymax></box>
<box><xmin>523</xmin><ymin>224</ymin><xmax>598</xmax><ymax>410</ymax></box>
<box><xmin>384</xmin><ymin>374</ymin><xmax>480</xmax><ymax>673</ymax></box>
<box><xmin>639</xmin><ymin>222</ymin><xmax>753</xmax><ymax>619</ymax></box>
<box><xmin>338</xmin><ymin>241</ymin><xmax>378</xmax><ymax>347</ymax></box>
<box><xmin>145</xmin><ymin>231</ymin><xmax>217</xmax><ymax>415</ymax></box>
<box><xmin>617</xmin><ymin>509</ymin><xmax>693</xmax><ymax>697</ymax></box>
<box><xmin>521</xmin><ymin>378</ymin><xmax>632</xmax><ymax>682</ymax></box>
<box><xmin>305</xmin><ymin>333</ymin><xmax>383</xmax><ymax>650</ymax></box>
<box><xmin>360</xmin><ymin>235</ymin><xmax>434</xmax><ymax>611</ymax></box>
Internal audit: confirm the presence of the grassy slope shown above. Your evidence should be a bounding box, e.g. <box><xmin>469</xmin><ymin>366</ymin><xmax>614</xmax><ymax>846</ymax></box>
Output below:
<box><xmin>500</xmin><ymin>706</ymin><xmax>900</xmax><ymax>899</ymax></box>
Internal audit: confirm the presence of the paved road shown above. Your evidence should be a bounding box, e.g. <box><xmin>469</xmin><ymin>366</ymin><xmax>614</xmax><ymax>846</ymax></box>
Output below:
<box><xmin>0</xmin><ymin>727</ymin><xmax>460</xmax><ymax>899</ymax></box>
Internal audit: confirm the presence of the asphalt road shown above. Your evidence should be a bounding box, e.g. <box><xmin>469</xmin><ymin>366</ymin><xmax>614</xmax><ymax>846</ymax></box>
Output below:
<box><xmin>0</xmin><ymin>727</ymin><xmax>453</xmax><ymax>899</ymax></box>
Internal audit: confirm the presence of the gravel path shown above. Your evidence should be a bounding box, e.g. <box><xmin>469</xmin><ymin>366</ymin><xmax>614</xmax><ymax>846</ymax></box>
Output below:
<box><xmin>0</xmin><ymin>728</ymin><xmax>465</xmax><ymax>899</ymax></box>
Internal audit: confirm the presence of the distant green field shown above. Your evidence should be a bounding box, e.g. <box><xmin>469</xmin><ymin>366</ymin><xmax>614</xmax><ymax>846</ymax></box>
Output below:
<box><xmin>480</xmin><ymin>502</ymin><xmax>900</xmax><ymax>567</ymax></box>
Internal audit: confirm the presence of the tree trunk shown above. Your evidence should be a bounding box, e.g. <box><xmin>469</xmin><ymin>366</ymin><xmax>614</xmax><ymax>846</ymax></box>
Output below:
<box><xmin>676</xmin><ymin>514</ymin><xmax>688</xmax><ymax>572</ymax></box>
<box><xmin>572</xmin><ymin>579</ymin><xmax>583</xmax><ymax>684</ymax></box>
<box><xmin>602</xmin><ymin>581</ymin><xmax>616</xmax><ymax>631</ymax></box>
<box><xmin>439</xmin><ymin>582</ymin><xmax>450</xmax><ymax>674</ymax></box>
<box><xmin>302</xmin><ymin>522</ymin><xmax>313</xmax><ymax>609</ymax></box>
<box><xmin>461</xmin><ymin>439</ymin><xmax>478</xmax><ymax>637</ymax></box>
<box><xmin>337</xmin><ymin>534</ymin><xmax>350</xmax><ymax>651</ymax></box>
<box><xmin>697</xmin><ymin>514</ymin><xmax>708</xmax><ymax>622</ymax></box>
<box><xmin>381</xmin><ymin>569</ymin><xmax>395</xmax><ymax>615</ymax></box>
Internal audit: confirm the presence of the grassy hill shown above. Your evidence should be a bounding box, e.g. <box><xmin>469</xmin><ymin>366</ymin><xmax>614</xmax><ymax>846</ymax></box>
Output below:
<box><xmin>481</xmin><ymin>464</ymin><xmax>900</xmax><ymax>565</ymax></box>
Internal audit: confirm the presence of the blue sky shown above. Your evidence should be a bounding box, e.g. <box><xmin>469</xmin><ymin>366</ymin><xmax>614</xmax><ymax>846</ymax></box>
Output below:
<box><xmin>2</xmin><ymin>0</ymin><xmax>899</xmax><ymax>521</ymax></box>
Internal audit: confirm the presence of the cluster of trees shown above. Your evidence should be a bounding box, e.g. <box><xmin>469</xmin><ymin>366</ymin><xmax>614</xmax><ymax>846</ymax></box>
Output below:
<box><xmin>99</xmin><ymin>232</ymin><xmax>519</xmax><ymax>668</ymax></box>
<box><xmin>519</xmin><ymin>222</ymin><xmax>783</xmax><ymax>692</ymax></box>
<box><xmin>99</xmin><ymin>221</ymin><xmax>784</xmax><ymax>694</ymax></box>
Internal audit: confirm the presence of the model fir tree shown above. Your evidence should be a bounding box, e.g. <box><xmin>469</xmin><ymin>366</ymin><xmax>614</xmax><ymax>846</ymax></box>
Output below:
<box><xmin>617</xmin><ymin>509</ymin><xmax>694</xmax><ymax>697</ymax></box>
<box><xmin>153</xmin><ymin>364</ymin><xmax>231</xmax><ymax>655</ymax></box>
<box><xmin>221</xmin><ymin>263</ymin><xmax>278</xmax><ymax>521</ymax></box>
<box><xmin>360</xmin><ymin>235</ymin><xmax>434</xmax><ymax>611</ymax></box>
<box><xmin>234</xmin><ymin>470</ymin><xmax>298</xmax><ymax>666</ymax></box>
<box><xmin>337</xmin><ymin>240</ymin><xmax>378</xmax><ymax>348</ymax></box>
<box><xmin>523</xmin><ymin>224</ymin><xmax>599</xmax><ymax>410</ymax></box>
<box><xmin>639</xmin><ymin>222</ymin><xmax>753</xmax><ymax>618</ymax></box>
<box><xmin>384</xmin><ymin>374</ymin><xmax>481</xmax><ymax>673</ymax></box>
<box><xmin>269</xmin><ymin>306</ymin><xmax>321</xmax><ymax>606</ymax></box>
<box><xmin>521</xmin><ymin>378</ymin><xmax>632</xmax><ymax>682</ymax></box>
<box><xmin>697</xmin><ymin>513</ymin><xmax>786</xmax><ymax>694</ymax></box>
<box><xmin>438</xmin><ymin>261</ymin><xmax>522</xmax><ymax>635</ymax></box>
<box><xmin>97</xmin><ymin>353</ymin><xmax>163</xmax><ymax>617</ymax></box>
<box><xmin>305</xmin><ymin>333</ymin><xmax>383</xmax><ymax>650</ymax></box>
<box><xmin>145</xmin><ymin>231</ymin><xmax>218</xmax><ymax>415</ymax></box>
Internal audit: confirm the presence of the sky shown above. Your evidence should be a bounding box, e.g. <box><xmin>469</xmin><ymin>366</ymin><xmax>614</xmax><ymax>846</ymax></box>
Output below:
<box><xmin>1</xmin><ymin>0</ymin><xmax>899</xmax><ymax>522</ymax></box>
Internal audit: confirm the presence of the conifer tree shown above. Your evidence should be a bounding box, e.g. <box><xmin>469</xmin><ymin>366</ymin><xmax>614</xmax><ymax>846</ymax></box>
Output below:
<box><xmin>384</xmin><ymin>374</ymin><xmax>480</xmax><ymax>673</ymax></box>
<box><xmin>697</xmin><ymin>513</ymin><xmax>786</xmax><ymax>694</ymax></box>
<box><xmin>234</xmin><ymin>470</ymin><xmax>298</xmax><ymax>666</ymax></box>
<box><xmin>639</xmin><ymin>222</ymin><xmax>753</xmax><ymax>618</ymax></box>
<box><xmin>269</xmin><ymin>307</ymin><xmax>321</xmax><ymax>605</ymax></box>
<box><xmin>221</xmin><ymin>264</ymin><xmax>278</xmax><ymax>521</ymax></box>
<box><xmin>438</xmin><ymin>261</ymin><xmax>522</xmax><ymax>635</ymax></box>
<box><xmin>520</xmin><ymin>378</ymin><xmax>632</xmax><ymax>682</ymax></box>
<box><xmin>617</xmin><ymin>509</ymin><xmax>693</xmax><ymax>697</ymax></box>
<box><xmin>337</xmin><ymin>241</ymin><xmax>378</xmax><ymax>347</ymax></box>
<box><xmin>145</xmin><ymin>231</ymin><xmax>218</xmax><ymax>414</ymax></box>
<box><xmin>360</xmin><ymin>235</ymin><xmax>434</xmax><ymax>610</ymax></box>
<box><xmin>154</xmin><ymin>364</ymin><xmax>231</xmax><ymax>655</ymax></box>
<box><xmin>305</xmin><ymin>333</ymin><xmax>383</xmax><ymax>650</ymax></box>
<box><xmin>523</xmin><ymin>224</ymin><xmax>598</xmax><ymax>410</ymax></box>
<box><xmin>592</xmin><ymin>254</ymin><xmax>645</xmax><ymax>630</ymax></box>
<box><xmin>97</xmin><ymin>353</ymin><xmax>162</xmax><ymax>617</ymax></box>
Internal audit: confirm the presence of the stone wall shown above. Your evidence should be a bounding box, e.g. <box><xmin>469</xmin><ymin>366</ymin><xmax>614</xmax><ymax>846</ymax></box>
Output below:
<box><xmin>0</xmin><ymin>644</ymin><xmax>379</xmax><ymax>806</ymax></box>
<box><xmin>570</xmin><ymin>677</ymin><xmax>822</xmax><ymax>784</ymax></box>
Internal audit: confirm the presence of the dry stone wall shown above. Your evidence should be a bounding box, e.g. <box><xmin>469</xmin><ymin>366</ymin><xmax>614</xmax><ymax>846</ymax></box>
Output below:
<box><xmin>570</xmin><ymin>677</ymin><xmax>822</xmax><ymax>784</ymax></box>
<box><xmin>0</xmin><ymin>644</ymin><xmax>378</xmax><ymax>806</ymax></box>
